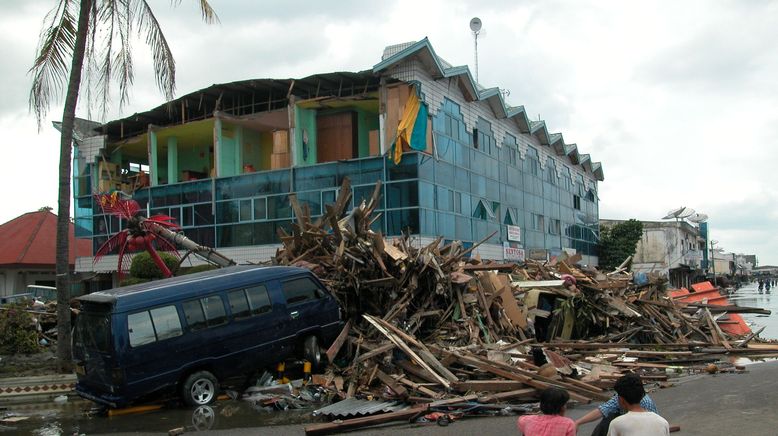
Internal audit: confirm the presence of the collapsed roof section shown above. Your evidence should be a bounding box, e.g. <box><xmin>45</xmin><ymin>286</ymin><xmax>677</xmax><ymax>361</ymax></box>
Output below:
<box><xmin>100</xmin><ymin>71</ymin><xmax>384</xmax><ymax>141</ymax></box>
<box><xmin>373</xmin><ymin>38</ymin><xmax>603</xmax><ymax>182</ymax></box>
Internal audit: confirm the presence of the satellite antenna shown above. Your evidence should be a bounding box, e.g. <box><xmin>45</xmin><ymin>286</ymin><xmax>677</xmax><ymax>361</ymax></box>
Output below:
<box><xmin>662</xmin><ymin>206</ymin><xmax>685</xmax><ymax>220</ymax></box>
<box><xmin>470</xmin><ymin>17</ymin><xmax>482</xmax><ymax>83</ymax></box>
<box><xmin>676</xmin><ymin>207</ymin><xmax>695</xmax><ymax>219</ymax></box>
<box><xmin>687</xmin><ymin>213</ymin><xmax>708</xmax><ymax>223</ymax></box>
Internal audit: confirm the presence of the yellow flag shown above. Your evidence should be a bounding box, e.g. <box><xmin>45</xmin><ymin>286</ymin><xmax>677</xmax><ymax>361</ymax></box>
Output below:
<box><xmin>394</xmin><ymin>90</ymin><xmax>421</xmax><ymax>164</ymax></box>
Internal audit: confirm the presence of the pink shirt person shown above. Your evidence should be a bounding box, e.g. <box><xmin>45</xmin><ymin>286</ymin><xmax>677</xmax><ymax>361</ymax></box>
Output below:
<box><xmin>518</xmin><ymin>387</ymin><xmax>576</xmax><ymax>436</ymax></box>
<box><xmin>518</xmin><ymin>414</ymin><xmax>576</xmax><ymax>436</ymax></box>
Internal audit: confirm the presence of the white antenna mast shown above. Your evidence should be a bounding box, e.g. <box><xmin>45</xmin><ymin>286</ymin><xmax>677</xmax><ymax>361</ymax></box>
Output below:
<box><xmin>470</xmin><ymin>17</ymin><xmax>482</xmax><ymax>84</ymax></box>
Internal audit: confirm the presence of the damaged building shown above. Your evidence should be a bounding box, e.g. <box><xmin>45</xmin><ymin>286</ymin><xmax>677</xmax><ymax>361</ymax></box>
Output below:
<box><xmin>70</xmin><ymin>39</ymin><xmax>604</xmax><ymax>285</ymax></box>
<box><xmin>599</xmin><ymin>219</ymin><xmax>706</xmax><ymax>288</ymax></box>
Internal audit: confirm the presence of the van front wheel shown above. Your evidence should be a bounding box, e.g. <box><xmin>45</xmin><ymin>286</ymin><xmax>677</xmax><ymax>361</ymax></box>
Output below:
<box><xmin>182</xmin><ymin>371</ymin><xmax>219</xmax><ymax>406</ymax></box>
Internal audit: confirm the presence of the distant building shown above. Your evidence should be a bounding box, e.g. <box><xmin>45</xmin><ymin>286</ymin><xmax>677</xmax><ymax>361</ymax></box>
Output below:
<box><xmin>0</xmin><ymin>210</ymin><xmax>91</xmax><ymax>296</ymax></box>
<box><xmin>599</xmin><ymin>219</ymin><xmax>705</xmax><ymax>288</ymax></box>
<box><xmin>753</xmin><ymin>265</ymin><xmax>778</xmax><ymax>276</ymax></box>
<box><xmin>67</xmin><ymin>39</ymin><xmax>604</xmax><ymax>284</ymax></box>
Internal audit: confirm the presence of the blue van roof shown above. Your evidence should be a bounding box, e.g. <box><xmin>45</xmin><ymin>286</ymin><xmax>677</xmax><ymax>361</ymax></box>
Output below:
<box><xmin>78</xmin><ymin>265</ymin><xmax>310</xmax><ymax>312</ymax></box>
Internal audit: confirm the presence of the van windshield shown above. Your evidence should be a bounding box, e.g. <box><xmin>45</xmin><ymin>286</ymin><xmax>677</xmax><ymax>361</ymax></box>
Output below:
<box><xmin>74</xmin><ymin>308</ymin><xmax>112</xmax><ymax>354</ymax></box>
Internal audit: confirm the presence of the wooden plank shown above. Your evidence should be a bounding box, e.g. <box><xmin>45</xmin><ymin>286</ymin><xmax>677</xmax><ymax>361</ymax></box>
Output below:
<box><xmin>478</xmin><ymin>388</ymin><xmax>537</xmax><ymax>403</ymax></box>
<box><xmin>304</xmin><ymin>406</ymin><xmax>426</xmax><ymax>435</ymax></box>
<box><xmin>452</xmin><ymin>380</ymin><xmax>527</xmax><ymax>393</ymax></box>
<box><xmin>363</xmin><ymin>315</ymin><xmax>451</xmax><ymax>388</ymax></box>
<box><xmin>355</xmin><ymin>342</ymin><xmax>396</xmax><ymax>363</ymax></box>
<box><xmin>375</xmin><ymin>369</ymin><xmax>408</xmax><ymax>398</ymax></box>
<box><xmin>325</xmin><ymin>320</ymin><xmax>351</xmax><ymax>363</ymax></box>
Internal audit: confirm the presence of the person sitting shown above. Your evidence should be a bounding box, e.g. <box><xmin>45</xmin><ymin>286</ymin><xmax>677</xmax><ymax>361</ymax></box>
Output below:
<box><xmin>518</xmin><ymin>387</ymin><xmax>576</xmax><ymax>436</ymax></box>
<box><xmin>607</xmin><ymin>373</ymin><xmax>669</xmax><ymax>436</ymax></box>
<box><xmin>575</xmin><ymin>372</ymin><xmax>658</xmax><ymax>436</ymax></box>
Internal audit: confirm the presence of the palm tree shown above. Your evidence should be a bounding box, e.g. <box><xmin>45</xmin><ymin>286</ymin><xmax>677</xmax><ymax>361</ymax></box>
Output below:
<box><xmin>29</xmin><ymin>0</ymin><xmax>217</xmax><ymax>371</ymax></box>
<box><xmin>93</xmin><ymin>193</ymin><xmax>235</xmax><ymax>278</ymax></box>
<box><xmin>94</xmin><ymin>193</ymin><xmax>182</xmax><ymax>279</ymax></box>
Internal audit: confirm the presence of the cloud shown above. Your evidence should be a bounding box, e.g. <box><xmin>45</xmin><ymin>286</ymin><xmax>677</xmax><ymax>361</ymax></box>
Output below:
<box><xmin>2</xmin><ymin>0</ymin><xmax>777</xmax><ymax>265</ymax></box>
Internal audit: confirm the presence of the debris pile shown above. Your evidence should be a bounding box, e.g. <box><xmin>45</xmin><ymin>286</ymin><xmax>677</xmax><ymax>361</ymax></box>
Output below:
<box><xmin>272</xmin><ymin>178</ymin><xmax>775</xmax><ymax>434</ymax></box>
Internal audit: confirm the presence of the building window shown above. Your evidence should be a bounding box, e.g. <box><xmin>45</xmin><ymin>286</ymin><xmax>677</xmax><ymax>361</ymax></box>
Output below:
<box><xmin>504</xmin><ymin>207</ymin><xmax>518</xmax><ymax>225</ymax></box>
<box><xmin>473</xmin><ymin>199</ymin><xmax>495</xmax><ymax>220</ymax></box>
<box><xmin>548</xmin><ymin>218</ymin><xmax>561</xmax><ymax>235</ymax></box>
<box><xmin>573</xmin><ymin>195</ymin><xmax>581</xmax><ymax>210</ymax></box>
<box><xmin>532</xmin><ymin>213</ymin><xmax>545</xmax><ymax>231</ymax></box>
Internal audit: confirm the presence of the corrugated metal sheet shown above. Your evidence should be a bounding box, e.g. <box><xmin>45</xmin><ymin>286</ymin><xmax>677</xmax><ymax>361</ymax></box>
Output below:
<box><xmin>313</xmin><ymin>398</ymin><xmax>407</xmax><ymax>418</ymax></box>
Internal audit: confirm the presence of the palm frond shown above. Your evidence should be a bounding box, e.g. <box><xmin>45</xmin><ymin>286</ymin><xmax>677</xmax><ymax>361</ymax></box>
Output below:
<box><xmin>145</xmin><ymin>214</ymin><xmax>181</xmax><ymax>230</ymax></box>
<box><xmin>95</xmin><ymin>193</ymin><xmax>140</xmax><ymax>219</ymax></box>
<box><xmin>169</xmin><ymin>0</ymin><xmax>219</xmax><ymax>24</ymax></box>
<box><xmin>117</xmin><ymin>244</ymin><xmax>133</xmax><ymax>279</ymax></box>
<box><xmin>154</xmin><ymin>235</ymin><xmax>181</xmax><ymax>256</ymax></box>
<box><xmin>94</xmin><ymin>230</ymin><xmax>128</xmax><ymax>263</ymax></box>
<box><xmin>28</xmin><ymin>0</ymin><xmax>77</xmax><ymax>127</ymax></box>
<box><xmin>96</xmin><ymin>0</ymin><xmax>118</xmax><ymax>116</ymax></box>
<box><xmin>114</xmin><ymin>0</ymin><xmax>135</xmax><ymax>107</ymax></box>
<box><xmin>135</xmin><ymin>0</ymin><xmax>175</xmax><ymax>101</ymax></box>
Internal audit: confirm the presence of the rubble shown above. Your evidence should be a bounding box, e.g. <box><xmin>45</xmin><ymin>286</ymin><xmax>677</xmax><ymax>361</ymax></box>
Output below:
<box><xmin>269</xmin><ymin>178</ymin><xmax>777</xmax><ymax>435</ymax></box>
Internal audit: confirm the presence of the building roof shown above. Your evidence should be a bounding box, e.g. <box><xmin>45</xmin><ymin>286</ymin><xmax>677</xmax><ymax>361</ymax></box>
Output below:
<box><xmin>0</xmin><ymin>210</ymin><xmax>92</xmax><ymax>268</ymax></box>
<box><xmin>373</xmin><ymin>38</ymin><xmax>604</xmax><ymax>181</ymax></box>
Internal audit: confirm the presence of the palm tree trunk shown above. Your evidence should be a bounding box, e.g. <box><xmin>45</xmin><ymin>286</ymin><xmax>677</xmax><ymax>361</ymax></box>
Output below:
<box><xmin>55</xmin><ymin>0</ymin><xmax>92</xmax><ymax>372</ymax></box>
<box><xmin>146</xmin><ymin>221</ymin><xmax>235</xmax><ymax>268</ymax></box>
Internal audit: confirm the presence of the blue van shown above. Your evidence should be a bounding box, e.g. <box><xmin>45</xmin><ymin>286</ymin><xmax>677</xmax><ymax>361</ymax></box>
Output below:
<box><xmin>72</xmin><ymin>265</ymin><xmax>343</xmax><ymax>408</ymax></box>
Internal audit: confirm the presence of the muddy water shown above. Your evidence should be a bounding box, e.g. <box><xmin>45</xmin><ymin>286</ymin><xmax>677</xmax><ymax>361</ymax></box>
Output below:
<box><xmin>4</xmin><ymin>398</ymin><xmax>323</xmax><ymax>434</ymax></box>
<box><xmin>730</xmin><ymin>281</ymin><xmax>778</xmax><ymax>340</ymax></box>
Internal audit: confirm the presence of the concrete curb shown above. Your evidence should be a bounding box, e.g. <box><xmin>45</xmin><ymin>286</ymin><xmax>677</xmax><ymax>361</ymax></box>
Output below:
<box><xmin>0</xmin><ymin>374</ymin><xmax>76</xmax><ymax>403</ymax></box>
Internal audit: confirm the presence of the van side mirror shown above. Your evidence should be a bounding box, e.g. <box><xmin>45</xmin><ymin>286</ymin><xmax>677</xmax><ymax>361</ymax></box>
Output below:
<box><xmin>315</xmin><ymin>288</ymin><xmax>325</xmax><ymax>299</ymax></box>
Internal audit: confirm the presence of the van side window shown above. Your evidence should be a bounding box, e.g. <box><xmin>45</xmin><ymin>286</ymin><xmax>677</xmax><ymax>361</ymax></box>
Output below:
<box><xmin>246</xmin><ymin>285</ymin><xmax>271</xmax><ymax>315</ymax></box>
<box><xmin>150</xmin><ymin>306</ymin><xmax>183</xmax><ymax>340</ymax></box>
<box><xmin>227</xmin><ymin>289</ymin><xmax>251</xmax><ymax>320</ymax></box>
<box><xmin>128</xmin><ymin>311</ymin><xmax>156</xmax><ymax>347</ymax></box>
<box><xmin>281</xmin><ymin>277</ymin><xmax>321</xmax><ymax>306</ymax></box>
<box><xmin>182</xmin><ymin>299</ymin><xmax>207</xmax><ymax>331</ymax></box>
<box><xmin>202</xmin><ymin>295</ymin><xmax>227</xmax><ymax>326</ymax></box>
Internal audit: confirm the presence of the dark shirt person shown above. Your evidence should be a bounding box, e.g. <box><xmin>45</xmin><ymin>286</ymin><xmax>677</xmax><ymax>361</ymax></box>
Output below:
<box><xmin>575</xmin><ymin>373</ymin><xmax>658</xmax><ymax>436</ymax></box>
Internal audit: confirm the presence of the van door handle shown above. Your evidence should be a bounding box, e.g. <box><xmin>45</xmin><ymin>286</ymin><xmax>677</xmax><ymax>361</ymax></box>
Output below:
<box><xmin>290</xmin><ymin>311</ymin><xmax>299</xmax><ymax>319</ymax></box>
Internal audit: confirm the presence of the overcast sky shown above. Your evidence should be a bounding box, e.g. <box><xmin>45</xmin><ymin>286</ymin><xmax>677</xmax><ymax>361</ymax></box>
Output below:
<box><xmin>1</xmin><ymin>0</ymin><xmax>776</xmax><ymax>264</ymax></box>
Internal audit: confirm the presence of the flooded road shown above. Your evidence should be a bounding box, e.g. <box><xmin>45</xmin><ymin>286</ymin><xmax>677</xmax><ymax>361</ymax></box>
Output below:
<box><xmin>4</xmin><ymin>398</ymin><xmax>324</xmax><ymax>434</ymax></box>
<box><xmin>730</xmin><ymin>281</ymin><xmax>778</xmax><ymax>340</ymax></box>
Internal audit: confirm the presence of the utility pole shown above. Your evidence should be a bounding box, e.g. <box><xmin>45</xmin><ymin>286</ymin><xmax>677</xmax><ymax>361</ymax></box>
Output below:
<box><xmin>710</xmin><ymin>239</ymin><xmax>717</xmax><ymax>287</ymax></box>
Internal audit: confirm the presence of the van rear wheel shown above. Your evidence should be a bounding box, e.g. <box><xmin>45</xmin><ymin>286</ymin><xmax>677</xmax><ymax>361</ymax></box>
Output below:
<box><xmin>303</xmin><ymin>336</ymin><xmax>322</xmax><ymax>371</ymax></box>
<box><xmin>182</xmin><ymin>371</ymin><xmax>219</xmax><ymax>406</ymax></box>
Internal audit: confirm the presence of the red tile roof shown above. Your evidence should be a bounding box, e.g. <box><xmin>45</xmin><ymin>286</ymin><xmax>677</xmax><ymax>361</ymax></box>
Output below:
<box><xmin>0</xmin><ymin>210</ymin><xmax>92</xmax><ymax>267</ymax></box>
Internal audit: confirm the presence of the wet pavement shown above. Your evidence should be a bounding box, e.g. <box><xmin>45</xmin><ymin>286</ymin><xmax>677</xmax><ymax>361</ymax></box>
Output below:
<box><xmin>5</xmin><ymin>280</ymin><xmax>775</xmax><ymax>435</ymax></box>
<box><xmin>3</xmin><ymin>398</ymin><xmax>326</xmax><ymax>434</ymax></box>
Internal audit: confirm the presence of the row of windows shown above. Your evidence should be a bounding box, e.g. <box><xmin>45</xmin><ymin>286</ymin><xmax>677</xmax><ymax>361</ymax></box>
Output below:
<box><xmin>126</xmin><ymin>277</ymin><xmax>320</xmax><ymax>348</ymax></box>
<box><xmin>435</xmin><ymin>98</ymin><xmax>597</xmax><ymax>197</ymax></box>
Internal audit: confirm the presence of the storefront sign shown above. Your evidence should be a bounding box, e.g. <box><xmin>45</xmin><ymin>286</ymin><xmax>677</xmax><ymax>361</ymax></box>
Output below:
<box><xmin>504</xmin><ymin>246</ymin><xmax>526</xmax><ymax>262</ymax></box>
<box><xmin>507</xmin><ymin>225</ymin><xmax>521</xmax><ymax>242</ymax></box>
<box><xmin>528</xmin><ymin>248</ymin><xmax>548</xmax><ymax>261</ymax></box>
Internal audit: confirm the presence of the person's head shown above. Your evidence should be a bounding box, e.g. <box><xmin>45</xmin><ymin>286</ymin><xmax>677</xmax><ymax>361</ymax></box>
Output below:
<box><xmin>614</xmin><ymin>373</ymin><xmax>646</xmax><ymax>407</ymax></box>
<box><xmin>539</xmin><ymin>387</ymin><xmax>569</xmax><ymax>415</ymax></box>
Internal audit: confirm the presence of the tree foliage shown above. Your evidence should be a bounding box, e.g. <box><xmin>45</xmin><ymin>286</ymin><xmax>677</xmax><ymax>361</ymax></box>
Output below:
<box><xmin>598</xmin><ymin>219</ymin><xmax>644</xmax><ymax>271</ymax></box>
<box><xmin>0</xmin><ymin>304</ymin><xmax>41</xmax><ymax>355</ymax></box>
<box><xmin>129</xmin><ymin>251</ymin><xmax>179</xmax><ymax>279</ymax></box>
